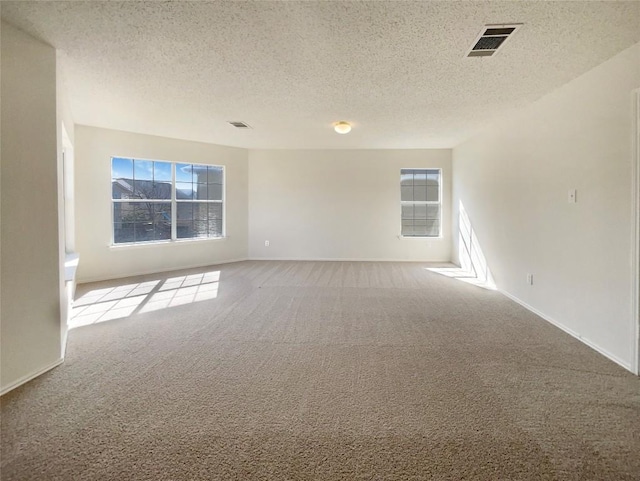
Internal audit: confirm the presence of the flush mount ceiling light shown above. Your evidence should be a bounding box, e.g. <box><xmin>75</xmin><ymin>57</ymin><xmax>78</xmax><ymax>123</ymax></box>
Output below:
<box><xmin>334</xmin><ymin>121</ymin><xmax>352</xmax><ymax>134</ymax></box>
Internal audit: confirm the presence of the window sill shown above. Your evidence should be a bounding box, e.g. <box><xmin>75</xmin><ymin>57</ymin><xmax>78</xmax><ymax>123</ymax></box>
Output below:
<box><xmin>110</xmin><ymin>236</ymin><xmax>228</xmax><ymax>249</ymax></box>
<box><xmin>397</xmin><ymin>235</ymin><xmax>443</xmax><ymax>240</ymax></box>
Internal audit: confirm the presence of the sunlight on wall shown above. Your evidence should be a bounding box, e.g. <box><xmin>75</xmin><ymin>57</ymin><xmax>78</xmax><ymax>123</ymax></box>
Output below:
<box><xmin>427</xmin><ymin>201</ymin><xmax>495</xmax><ymax>290</ymax></box>
<box><xmin>69</xmin><ymin>271</ymin><xmax>220</xmax><ymax>328</ymax></box>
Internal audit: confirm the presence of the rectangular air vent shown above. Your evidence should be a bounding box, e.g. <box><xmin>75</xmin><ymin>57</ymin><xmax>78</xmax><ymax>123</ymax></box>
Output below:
<box><xmin>466</xmin><ymin>23</ymin><xmax>522</xmax><ymax>58</ymax></box>
<box><xmin>228</xmin><ymin>121</ymin><xmax>252</xmax><ymax>128</ymax></box>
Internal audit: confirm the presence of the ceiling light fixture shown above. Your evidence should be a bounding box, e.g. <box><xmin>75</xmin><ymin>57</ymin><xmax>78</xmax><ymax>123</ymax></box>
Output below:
<box><xmin>334</xmin><ymin>121</ymin><xmax>352</xmax><ymax>134</ymax></box>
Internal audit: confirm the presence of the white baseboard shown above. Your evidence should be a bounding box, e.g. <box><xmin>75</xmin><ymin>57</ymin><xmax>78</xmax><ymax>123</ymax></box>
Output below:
<box><xmin>0</xmin><ymin>358</ymin><xmax>64</xmax><ymax>396</ymax></box>
<box><xmin>248</xmin><ymin>257</ymin><xmax>452</xmax><ymax>263</ymax></box>
<box><xmin>77</xmin><ymin>257</ymin><xmax>249</xmax><ymax>284</ymax></box>
<box><xmin>499</xmin><ymin>289</ymin><xmax>633</xmax><ymax>373</ymax></box>
<box><xmin>79</xmin><ymin>258</ymin><xmax>454</xmax><ymax>283</ymax></box>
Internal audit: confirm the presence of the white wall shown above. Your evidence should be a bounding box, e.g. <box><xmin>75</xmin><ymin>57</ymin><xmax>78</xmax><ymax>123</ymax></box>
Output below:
<box><xmin>1</xmin><ymin>22</ymin><xmax>62</xmax><ymax>392</ymax></box>
<box><xmin>452</xmin><ymin>42</ymin><xmax>640</xmax><ymax>371</ymax></box>
<box><xmin>248</xmin><ymin>149</ymin><xmax>451</xmax><ymax>261</ymax></box>
<box><xmin>75</xmin><ymin>126</ymin><xmax>249</xmax><ymax>282</ymax></box>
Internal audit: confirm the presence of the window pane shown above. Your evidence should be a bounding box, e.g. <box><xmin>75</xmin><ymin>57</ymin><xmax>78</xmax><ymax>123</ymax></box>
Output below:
<box><xmin>177</xmin><ymin>202</ymin><xmax>217</xmax><ymax>239</ymax></box>
<box><xmin>133</xmin><ymin>180</ymin><xmax>171</xmax><ymax>200</ymax></box>
<box><xmin>177</xmin><ymin>202</ymin><xmax>224</xmax><ymax>239</ymax></box>
<box><xmin>208</xmin><ymin>184</ymin><xmax>223</xmax><ymax>201</ymax></box>
<box><xmin>427</xmin><ymin>171</ymin><xmax>440</xmax><ymax>201</ymax></box>
<box><xmin>401</xmin><ymin>185</ymin><xmax>414</xmax><ymax>202</ymax></box>
<box><xmin>400</xmin><ymin>171</ymin><xmax>413</xmax><ymax>186</ymax></box>
<box><xmin>134</xmin><ymin>160</ymin><xmax>153</xmax><ymax>181</ymax></box>
<box><xmin>413</xmin><ymin>171</ymin><xmax>427</xmax><ymax>186</ymax></box>
<box><xmin>427</xmin><ymin>205</ymin><xmax>440</xmax><ymax>220</ymax></box>
<box><xmin>208</xmin><ymin>203</ymin><xmax>223</xmax><ymax>236</ymax></box>
<box><xmin>176</xmin><ymin>182</ymin><xmax>195</xmax><ymax>200</ymax></box>
<box><xmin>413</xmin><ymin>204</ymin><xmax>427</xmax><ymax>219</ymax></box>
<box><xmin>177</xmin><ymin>202</ymin><xmax>193</xmax><ymax>238</ymax></box>
<box><xmin>401</xmin><ymin>220</ymin><xmax>414</xmax><ymax>237</ymax></box>
<box><xmin>193</xmin><ymin>203</ymin><xmax>210</xmax><ymax>238</ymax></box>
<box><xmin>193</xmin><ymin>183</ymin><xmax>207</xmax><ymax>200</ymax></box>
<box><xmin>413</xmin><ymin>185</ymin><xmax>427</xmax><ymax>202</ymax></box>
<box><xmin>112</xmin><ymin>178</ymin><xmax>134</xmax><ymax>199</ymax></box>
<box><xmin>192</xmin><ymin>165</ymin><xmax>208</xmax><ymax>184</ymax></box>
<box><xmin>153</xmin><ymin>203</ymin><xmax>172</xmax><ymax>240</ymax></box>
<box><xmin>153</xmin><ymin>161</ymin><xmax>172</xmax><ymax>182</ymax></box>
<box><xmin>132</xmin><ymin>221</ymin><xmax>149</xmax><ymax>242</ymax></box>
<box><xmin>413</xmin><ymin>220</ymin><xmax>428</xmax><ymax>237</ymax></box>
<box><xmin>113</xmin><ymin>201</ymin><xmax>137</xmax><ymax>224</ymax></box>
<box><xmin>132</xmin><ymin>180</ymin><xmax>149</xmax><ymax>199</ymax></box>
<box><xmin>193</xmin><ymin>203</ymin><xmax>208</xmax><ymax>221</ymax></box>
<box><xmin>113</xmin><ymin>222</ymin><xmax>134</xmax><ymax>244</ymax></box>
<box><xmin>177</xmin><ymin>202</ymin><xmax>193</xmax><ymax>221</ymax></box>
<box><xmin>177</xmin><ymin>221</ymin><xmax>193</xmax><ymax>238</ymax></box>
<box><xmin>208</xmin><ymin>166</ymin><xmax>224</xmax><ymax>184</ymax></box>
<box><xmin>176</xmin><ymin>163</ymin><xmax>193</xmax><ymax>183</ymax></box>
<box><xmin>193</xmin><ymin>219</ymin><xmax>208</xmax><ymax>238</ymax></box>
<box><xmin>154</xmin><ymin>181</ymin><xmax>172</xmax><ymax>199</ymax></box>
<box><xmin>113</xmin><ymin>202</ymin><xmax>171</xmax><ymax>243</ymax></box>
<box><xmin>426</xmin><ymin>185</ymin><xmax>439</xmax><ymax>201</ymax></box>
<box><xmin>426</xmin><ymin>220</ymin><xmax>440</xmax><ymax>237</ymax></box>
<box><xmin>112</xmin><ymin>157</ymin><xmax>133</xmax><ymax>181</ymax></box>
<box><xmin>401</xmin><ymin>204</ymin><xmax>414</xmax><ymax>220</ymax></box>
<box><xmin>427</xmin><ymin>171</ymin><xmax>440</xmax><ymax>182</ymax></box>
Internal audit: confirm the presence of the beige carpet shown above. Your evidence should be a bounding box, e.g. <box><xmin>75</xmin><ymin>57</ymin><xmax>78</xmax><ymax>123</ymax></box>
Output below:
<box><xmin>1</xmin><ymin>260</ymin><xmax>639</xmax><ymax>480</ymax></box>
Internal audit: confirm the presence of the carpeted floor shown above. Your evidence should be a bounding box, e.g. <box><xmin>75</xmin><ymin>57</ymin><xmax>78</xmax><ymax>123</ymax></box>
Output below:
<box><xmin>1</xmin><ymin>260</ymin><xmax>639</xmax><ymax>480</ymax></box>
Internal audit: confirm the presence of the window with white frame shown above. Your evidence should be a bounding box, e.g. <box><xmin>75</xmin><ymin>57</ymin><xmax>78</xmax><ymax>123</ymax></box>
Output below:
<box><xmin>111</xmin><ymin>157</ymin><xmax>224</xmax><ymax>244</ymax></box>
<box><xmin>400</xmin><ymin>169</ymin><xmax>441</xmax><ymax>237</ymax></box>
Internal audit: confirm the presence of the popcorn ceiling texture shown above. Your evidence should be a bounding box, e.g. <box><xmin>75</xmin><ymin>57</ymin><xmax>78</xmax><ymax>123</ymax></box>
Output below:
<box><xmin>1</xmin><ymin>261</ymin><xmax>639</xmax><ymax>479</ymax></box>
<box><xmin>1</xmin><ymin>1</ymin><xmax>639</xmax><ymax>149</ymax></box>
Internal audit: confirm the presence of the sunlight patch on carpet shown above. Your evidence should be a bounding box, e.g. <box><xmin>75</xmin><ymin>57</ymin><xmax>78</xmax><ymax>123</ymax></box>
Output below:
<box><xmin>69</xmin><ymin>271</ymin><xmax>220</xmax><ymax>328</ymax></box>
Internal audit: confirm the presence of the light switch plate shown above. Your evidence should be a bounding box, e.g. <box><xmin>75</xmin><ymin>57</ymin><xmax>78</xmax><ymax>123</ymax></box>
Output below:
<box><xmin>568</xmin><ymin>189</ymin><xmax>577</xmax><ymax>203</ymax></box>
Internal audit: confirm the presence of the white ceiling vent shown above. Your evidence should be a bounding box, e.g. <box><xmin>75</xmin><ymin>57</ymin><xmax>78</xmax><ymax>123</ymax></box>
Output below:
<box><xmin>466</xmin><ymin>24</ymin><xmax>522</xmax><ymax>58</ymax></box>
<box><xmin>228</xmin><ymin>121</ymin><xmax>252</xmax><ymax>128</ymax></box>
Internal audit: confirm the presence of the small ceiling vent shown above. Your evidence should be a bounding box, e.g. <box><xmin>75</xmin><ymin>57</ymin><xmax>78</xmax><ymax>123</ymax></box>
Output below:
<box><xmin>228</xmin><ymin>121</ymin><xmax>252</xmax><ymax>128</ymax></box>
<box><xmin>466</xmin><ymin>24</ymin><xmax>522</xmax><ymax>58</ymax></box>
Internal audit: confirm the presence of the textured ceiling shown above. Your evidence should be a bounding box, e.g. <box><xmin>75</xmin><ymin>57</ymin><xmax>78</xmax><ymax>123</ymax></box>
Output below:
<box><xmin>2</xmin><ymin>1</ymin><xmax>639</xmax><ymax>149</ymax></box>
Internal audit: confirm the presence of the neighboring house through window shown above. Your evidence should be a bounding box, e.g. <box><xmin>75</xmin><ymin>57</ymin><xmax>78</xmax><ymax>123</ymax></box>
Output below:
<box><xmin>400</xmin><ymin>169</ymin><xmax>441</xmax><ymax>237</ymax></box>
<box><xmin>111</xmin><ymin>157</ymin><xmax>224</xmax><ymax>244</ymax></box>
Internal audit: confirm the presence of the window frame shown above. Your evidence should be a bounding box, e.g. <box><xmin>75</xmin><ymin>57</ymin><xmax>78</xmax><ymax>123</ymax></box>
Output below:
<box><xmin>400</xmin><ymin>168</ymin><xmax>442</xmax><ymax>238</ymax></box>
<box><xmin>110</xmin><ymin>157</ymin><xmax>225</xmax><ymax>246</ymax></box>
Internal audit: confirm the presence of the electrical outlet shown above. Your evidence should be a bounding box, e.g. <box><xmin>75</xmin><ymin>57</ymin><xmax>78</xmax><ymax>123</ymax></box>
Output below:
<box><xmin>526</xmin><ymin>273</ymin><xmax>533</xmax><ymax>285</ymax></box>
<box><xmin>264</xmin><ymin>240</ymin><xmax>270</xmax><ymax>247</ymax></box>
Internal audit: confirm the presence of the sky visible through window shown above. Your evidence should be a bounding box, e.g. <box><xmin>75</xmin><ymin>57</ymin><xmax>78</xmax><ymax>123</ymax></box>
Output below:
<box><xmin>112</xmin><ymin>157</ymin><xmax>201</xmax><ymax>194</ymax></box>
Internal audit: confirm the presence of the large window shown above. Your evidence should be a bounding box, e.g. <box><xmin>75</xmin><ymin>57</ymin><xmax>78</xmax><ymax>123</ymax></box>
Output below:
<box><xmin>400</xmin><ymin>169</ymin><xmax>441</xmax><ymax>237</ymax></box>
<box><xmin>111</xmin><ymin>157</ymin><xmax>224</xmax><ymax>244</ymax></box>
